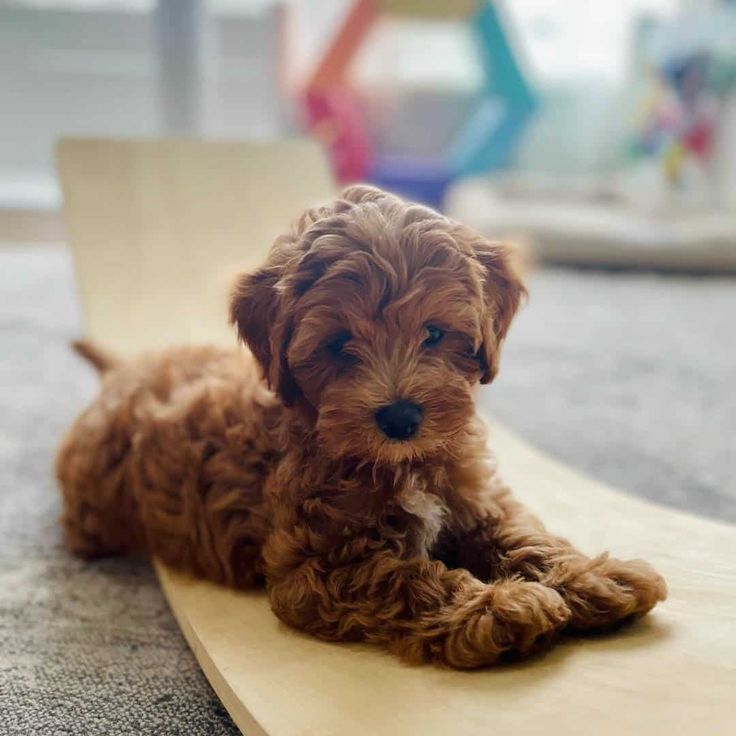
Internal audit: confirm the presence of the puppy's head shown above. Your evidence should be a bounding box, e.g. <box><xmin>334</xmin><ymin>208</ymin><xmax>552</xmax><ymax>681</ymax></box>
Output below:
<box><xmin>231</xmin><ymin>185</ymin><xmax>525</xmax><ymax>464</ymax></box>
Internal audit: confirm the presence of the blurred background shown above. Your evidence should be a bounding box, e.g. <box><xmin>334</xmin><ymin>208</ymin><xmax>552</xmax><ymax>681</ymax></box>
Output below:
<box><xmin>2</xmin><ymin>0</ymin><xmax>735</xmax><ymax>513</ymax></box>
<box><xmin>3</xmin><ymin>0</ymin><xmax>734</xmax><ymax>514</ymax></box>
<box><xmin>4</xmin><ymin>0</ymin><xmax>736</xmax><ymax>244</ymax></box>
<box><xmin>1</xmin><ymin>2</ymin><xmax>734</xmax><ymax>732</ymax></box>
<box><xmin>2</xmin><ymin>0</ymin><xmax>735</xmax><ymax>516</ymax></box>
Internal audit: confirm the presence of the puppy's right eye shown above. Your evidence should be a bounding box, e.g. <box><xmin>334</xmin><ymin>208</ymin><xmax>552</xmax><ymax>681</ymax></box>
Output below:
<box><xmin>422</xmin><ymin>325</ymin><xmax>444</xmax><ymax>347</ymax></box>
<box><xmin>325</xmin><ymin>331</ymin><xmax>352</xmax><ymax>356</ymax></box>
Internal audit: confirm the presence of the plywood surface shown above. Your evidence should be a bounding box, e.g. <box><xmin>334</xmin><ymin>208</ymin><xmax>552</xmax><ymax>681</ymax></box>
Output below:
<box><xmin>57</xmin><ymin>137</ymin><xmax>334</xmax><ymax>353</ymax></box>
<box><xmin>58</xmin><ymin>138</ymin><xmax>736</xmax><ymax>736</ymax></box>
<box><xmin>156</xmin><ymin>426</ymin><xmax>736</xmax><ymax>735</ymax></box>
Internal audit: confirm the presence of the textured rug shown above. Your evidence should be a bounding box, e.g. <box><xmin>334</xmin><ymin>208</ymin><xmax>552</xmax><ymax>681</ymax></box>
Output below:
<box><xmin>1</xmin><ymin>244</ymin><xmax>734</xmax><ymax>734</ymax></box>
<box><xmin>482</xmin><ymin>265</ymin><xmax>736</xmax><ymax>521</ymax></box>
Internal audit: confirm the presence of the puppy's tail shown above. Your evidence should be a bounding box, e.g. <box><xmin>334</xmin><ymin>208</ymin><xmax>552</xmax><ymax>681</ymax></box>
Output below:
<box><xmin>72</xmin><ymin>339</ymin><xmax>118</xmax><ymax>374</ymax></box>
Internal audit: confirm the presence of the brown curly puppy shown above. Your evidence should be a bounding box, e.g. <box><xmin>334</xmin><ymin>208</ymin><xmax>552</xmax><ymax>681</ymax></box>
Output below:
<box><xmin>57</xmin><ymin>185</ymin><xmax>666</xmax><ymax>668</ymax></box>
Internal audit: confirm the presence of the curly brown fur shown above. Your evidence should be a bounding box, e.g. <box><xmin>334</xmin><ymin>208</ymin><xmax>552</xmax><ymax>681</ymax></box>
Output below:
<box><xmin>57</xmin><ymin>185</ymin><xmax>666</xmax><ymax>668</ymax></box>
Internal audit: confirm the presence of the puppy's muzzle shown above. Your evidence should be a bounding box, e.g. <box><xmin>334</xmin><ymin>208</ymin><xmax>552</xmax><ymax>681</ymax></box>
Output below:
<box><xmin>375</xmin><ymin>401</ymin><xmax>422</xmax><ymax>441</ymax></box>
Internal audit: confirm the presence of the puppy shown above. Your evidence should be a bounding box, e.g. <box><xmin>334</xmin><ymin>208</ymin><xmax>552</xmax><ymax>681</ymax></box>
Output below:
<box><xmin>57</xmin><ymin>185</ymin><xmax>666</xmax><ymax>668</ymax></box>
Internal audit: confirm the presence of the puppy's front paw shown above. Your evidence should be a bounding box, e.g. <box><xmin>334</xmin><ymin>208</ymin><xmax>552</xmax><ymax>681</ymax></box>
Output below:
<box><xmin>549</xmin><ymin>555</ymin><xmax>667</xmax><ymax>631</ymax></box>
<box><xmin>485</xmin><ymin>580</ymin><xmax>571</xmax><ymax>655</ymax></box>
<box><xmin>411</xmin><ymin>580</ymin><xmax>570</xmax><ymax>669</ymax></box>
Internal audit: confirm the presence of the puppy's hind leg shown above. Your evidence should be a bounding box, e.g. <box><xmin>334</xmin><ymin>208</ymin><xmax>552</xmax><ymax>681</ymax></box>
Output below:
<box><xmin>55</xmin><ymin>412</ymin><xmax>143</xmax><ymax>559</ymax></box>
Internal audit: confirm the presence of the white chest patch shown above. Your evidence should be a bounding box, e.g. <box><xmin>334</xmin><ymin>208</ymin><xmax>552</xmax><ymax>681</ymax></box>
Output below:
<box><xmin>396</xmin><ymin>476</ymin><xmax>448</xmax><ymax>549</ymax></box>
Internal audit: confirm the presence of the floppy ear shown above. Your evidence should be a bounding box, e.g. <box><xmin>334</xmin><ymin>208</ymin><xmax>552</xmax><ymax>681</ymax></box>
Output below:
<box><xmin>472</xmin><ymin>239</ymin><xmax>527</xmax><ymax>384</ymax></box>
<box><xmin>230</xmin><ymin>186</ymin><xmax>389</xmax><ymax>405</ymax></box>
<box><xmin>230</xmin><ymin>264</ymin><xmax>301</xmax><ymax>406</ymax></box>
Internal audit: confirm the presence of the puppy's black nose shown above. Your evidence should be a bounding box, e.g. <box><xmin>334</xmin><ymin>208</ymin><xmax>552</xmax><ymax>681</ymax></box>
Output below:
<box><xmin>375</xmin><ymin>401</ymin><xmax>422</xmax><ymax>440</ymax></box>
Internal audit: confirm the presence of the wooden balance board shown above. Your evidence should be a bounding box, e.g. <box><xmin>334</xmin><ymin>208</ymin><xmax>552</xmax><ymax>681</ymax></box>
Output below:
<box><xmin>57</xmin><ymin>138</ymin><xmax>735</xmax><ymax>736</ymax></box>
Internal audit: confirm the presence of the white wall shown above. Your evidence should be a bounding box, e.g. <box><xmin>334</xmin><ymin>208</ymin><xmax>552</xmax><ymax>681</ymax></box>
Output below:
<box><xmin>0</xmin><ymin>1</ymin><xmax>284</xmax><ymax>208</ymax></box>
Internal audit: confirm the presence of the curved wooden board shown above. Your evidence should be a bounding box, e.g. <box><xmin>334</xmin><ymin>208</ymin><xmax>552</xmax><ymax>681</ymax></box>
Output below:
<box><xmin>57</xmin><ymin>137</ymin><xmax>335</xmax><ymax>355</ymax></box>
<box><xmin>58</xmin><ymin>138</ymin><xmax>736</xmax><ymax>735</ymax></box>
<box><xmin>155</xmin><ymin>419</ymin><xmax>736</xmax><ymax>735</ymax></box>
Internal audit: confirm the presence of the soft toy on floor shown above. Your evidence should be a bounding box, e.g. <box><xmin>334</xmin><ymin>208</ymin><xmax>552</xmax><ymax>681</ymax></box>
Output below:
<box><xmin>57</xmin><ymin>185</ymin><xmax>666</xmax><ymax>668</ymax></box>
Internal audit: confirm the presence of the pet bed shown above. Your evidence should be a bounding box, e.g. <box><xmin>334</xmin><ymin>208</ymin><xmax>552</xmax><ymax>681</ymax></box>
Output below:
<box><xmin>446</xmin><ymin>176</ymin><xmax>736</xmax><ymax>273</ymax></box>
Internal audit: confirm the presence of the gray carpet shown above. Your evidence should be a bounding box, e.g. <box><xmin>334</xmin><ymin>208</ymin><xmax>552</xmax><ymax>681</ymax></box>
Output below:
<box><xmin>482</xmin><ymin>266</ymin><xmax>736</xmax><ymax>522</ymax></box>
<box><xmin>1</xmin><ymin>244</ymin><xmax>734</xmax><ymax>734</ymax></box>
<box><xmin>1</xmin><ymin>246</ymin><xmax>236</xmax><ymax>735</ymax></box>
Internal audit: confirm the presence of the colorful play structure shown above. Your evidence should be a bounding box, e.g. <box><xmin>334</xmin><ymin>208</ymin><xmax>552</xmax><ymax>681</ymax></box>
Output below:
<box><xmin>627</xmin><ymin>4</ymin><xmax>736</xmax><ymax>202</ymax></box>
<box><xmin>446</xmin><ymin>3</ymin><xmax>736</xmax><ymax>274</ymax></box>
<box><xmin>298</xmin><ymin>0</ymin><xmax>536</xmax><ymax>206</ymax></box>
<box><xmin>633</xmin><ymin>53</ymin><xmax>719</xmax><ymax>186</ymax></box>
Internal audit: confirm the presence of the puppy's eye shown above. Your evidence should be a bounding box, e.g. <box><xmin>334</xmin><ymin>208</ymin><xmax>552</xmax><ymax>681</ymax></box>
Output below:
<box><xmin>325</xmin><ymin>331</ymin><xmax>351</xmax><ymax>356</ymax></box>
<box><xmin>422</xmin><ymin>325</ymin><xmax>444</xmax><ymax>347</ymax></box>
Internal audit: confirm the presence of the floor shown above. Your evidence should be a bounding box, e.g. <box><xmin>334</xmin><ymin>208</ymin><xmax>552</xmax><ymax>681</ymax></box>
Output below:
<box><xmin>481</xmin><ymin>265</ymin><xmax>736</xmax><ymax>522</ymax></box>
<box><xmin>1</xmin><ymin>243</ymin><xmax>734</xmax><ymax>734</ymax></box>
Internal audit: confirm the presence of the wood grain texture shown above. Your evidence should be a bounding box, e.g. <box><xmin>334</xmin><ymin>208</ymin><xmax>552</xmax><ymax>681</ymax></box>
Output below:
<box><xmin>58</xmin><ymin>138</ymin><xmax>736</xmax><ymax>736</ymax></box>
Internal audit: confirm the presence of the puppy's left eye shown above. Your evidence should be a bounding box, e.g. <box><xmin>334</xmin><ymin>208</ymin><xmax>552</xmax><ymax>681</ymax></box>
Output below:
<box><xmin>325</xmin><ymin>331</ymin><xmax>352</xmax><ymax>356</ymax></box>
<box><xmin>422</xmin><ymin>325</ymin><xmax>444</xmax><ymax>347</ymax></box>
